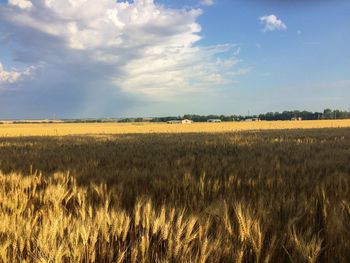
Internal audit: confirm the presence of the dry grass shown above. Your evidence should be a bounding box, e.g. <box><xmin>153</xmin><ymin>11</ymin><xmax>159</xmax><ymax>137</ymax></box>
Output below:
<box><xmin>0</xmin><ymin>120</ymin><xmax>350</xmax><ymax>137</ymax></box>
<box><xmin>0</xmin><ymin>128</ymin><xmax>350</xmax><ymax>262</ymax></box>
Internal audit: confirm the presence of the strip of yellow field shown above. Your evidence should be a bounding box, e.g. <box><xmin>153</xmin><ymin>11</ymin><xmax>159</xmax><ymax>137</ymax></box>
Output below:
<box><xmin>0</xmin><ymin>120</ymin><xmax>350</xmax><ymax>137</ymax></box>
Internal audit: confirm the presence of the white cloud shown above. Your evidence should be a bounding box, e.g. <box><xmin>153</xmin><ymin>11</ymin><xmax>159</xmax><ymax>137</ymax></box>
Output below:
<box><xmin>0</xmin><ymin>63</ymin><xmax>21</xmax><ymax>84</ymax></box>
<box><xmin>8</xmin><ymin>0</ymin><xmax>32</xmax><ymax>9</ymax></box>
<box><xmin>297</xmin><ymin>29</ymin><xmax>302</xmax><ymax>35</ymax></box>
<box><xmin>0</xmin><ymin>62</ymin><xmax>34</xmax><ymax>86</ymax></box>
<box><xmin>119</xmin><ymin>44</ymin><xmax>242</xmax><ymax>98</ymax></box>
<box><xmin>200</xmin><ymin>0</ymin><xmax>214</xmax><ymax>6</ymax></box>
<box><xmin>259</xmin><ymin>15</ymin><xmax>287</xmax><ymax>32</ymax></box>
<box><xmin>0</xmin><ymin>0</ymin><xmax>248</xmax><ymax>116</ymax></box>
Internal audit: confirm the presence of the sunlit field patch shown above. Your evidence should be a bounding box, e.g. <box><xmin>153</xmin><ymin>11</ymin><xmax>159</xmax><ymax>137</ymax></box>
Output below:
<box><xmin>0</xmin><ymin>120</ymin><xmax>350</xmax><ymax>137</ymax></box>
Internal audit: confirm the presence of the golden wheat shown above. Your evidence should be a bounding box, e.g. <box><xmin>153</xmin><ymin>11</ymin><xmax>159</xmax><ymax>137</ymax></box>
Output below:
<box><xmin>0</xmin><ymin>120</ymin><xmax>350</xmax><ymax>137</ymax></box>
<box><xmin>0</xmin><ymin>128</ymin><xmax>349</xmax><ymax>262</ymax></box>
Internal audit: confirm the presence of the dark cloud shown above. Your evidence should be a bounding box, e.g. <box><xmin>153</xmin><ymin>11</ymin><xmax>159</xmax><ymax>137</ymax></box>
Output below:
<box><xmin>0</xmin><ymin>61</ymin><xmax>145</xmax><ymax>118</ymax></box>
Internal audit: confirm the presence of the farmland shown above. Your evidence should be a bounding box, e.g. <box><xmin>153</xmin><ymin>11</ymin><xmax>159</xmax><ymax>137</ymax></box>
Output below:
<box><xmin>0</xmin><ymin>123</ymin><xmax>350</xmax><ymax>262</ymax></box>
<box><xmin>0</xmin><ymin>119</ymin><xmax>350</xmax><ymax>137</ymax></box>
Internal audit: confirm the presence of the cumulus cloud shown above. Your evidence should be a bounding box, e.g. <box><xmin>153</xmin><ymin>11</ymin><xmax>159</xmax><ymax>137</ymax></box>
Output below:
<box><xmin>259</xmin><ymin>14</ymin><xmax>287</xmax><ymax>32</ymax></box>
<box><xmin>0</xmin><ymin>62</ymin><xmax>33</xmax><ymax>87</ymax></box>
<box><xmin>200</xmin><ymin>0</ymin><xmax>214</xmax><ymax>6</ymax></box>
<box><xmin>0</xmin><ymin>0</ymin><xmax>247</xmax><ymax>117</ymax></box>
<box><xmin>8</xmin><ymin>0</ymin><xmax>32</xmax><ymax>9</ymax></box>
<box><xmin>0</xmin><ymin>63</ymin><xmax>21</xmax><ymax>84</ymax></box>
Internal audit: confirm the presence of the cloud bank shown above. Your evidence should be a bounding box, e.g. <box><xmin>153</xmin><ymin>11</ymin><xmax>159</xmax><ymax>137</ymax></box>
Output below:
<box><xmin>259</xmin><ymin>14</ymin><xmax>287</xmax><ymax>32</ymax></box>
<box><xmin>0</xmin><ymin>0</ymin><xmax>246</xmax><ymax>118</ymax></box>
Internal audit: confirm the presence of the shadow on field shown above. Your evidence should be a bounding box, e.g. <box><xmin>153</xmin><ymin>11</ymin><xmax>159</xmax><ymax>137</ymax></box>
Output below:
<box><xmin>0</xmin><ymin>128</ymin><xmax>349</xmax><ymax>210</ymax></box>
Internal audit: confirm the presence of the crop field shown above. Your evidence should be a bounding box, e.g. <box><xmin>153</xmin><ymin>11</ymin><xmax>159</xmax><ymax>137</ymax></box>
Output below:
<box><xmin>1</xmin><ymin>119</ymin><xmax>350</xmax><ymax>137</ymax></box>
<box><xmin>0</xmin><ymin>126</ymin><xmax>350</xmax><ymax>262</ymax></box>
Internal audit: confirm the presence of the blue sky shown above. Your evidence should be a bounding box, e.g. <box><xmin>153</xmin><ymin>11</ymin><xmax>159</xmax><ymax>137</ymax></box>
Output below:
<box><xmin>0</xmin><ymin>0</ymin><xmax>349</xmax><ymax>118</ymax></box>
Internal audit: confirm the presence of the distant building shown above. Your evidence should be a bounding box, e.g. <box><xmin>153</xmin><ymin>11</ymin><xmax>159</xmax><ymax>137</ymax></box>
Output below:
<box><xmin>167</xmin><ymin>119</ymin><xmax>193</xmax><ymax>124</ymax></box>
<box><xmin>291</xmin><ymin>117</ymin><xmax>302</xmax><ymax>121</ymax></box>
<box><xmin>245</xmin><ymin>118</ymin><xmax>260</xmax><ymax>122</ymax></box>
<box><xmin>181</xmin><ymin>119</ymin><xmax>193</xmax><ymax>124</ymax></box>
<box><xmin>207</xmin><ymin>119</ymin><xmax>222</xmax><ymax>123</ymax></box>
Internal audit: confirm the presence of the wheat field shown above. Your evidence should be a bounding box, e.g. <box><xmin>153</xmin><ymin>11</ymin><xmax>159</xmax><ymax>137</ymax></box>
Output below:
<box><xmin>0</xmin><ymin>127</ymin><xmax>350</xmax><ymax>262</ymax></box>
<box><xmin>1</xmin><ymin>119</ymin><xmax>350</xmax><ymax>137</ymax></box>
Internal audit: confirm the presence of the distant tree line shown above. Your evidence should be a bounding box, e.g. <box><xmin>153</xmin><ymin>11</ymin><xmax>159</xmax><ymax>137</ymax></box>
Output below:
<box><xmin>258</xmin><ymin>111</ymin><xmax>321</xmax><ymax>121</ymax></box>
<box><xmin>259</xmin><ymin>109</ymin><xmax>350</xmax><ymax>121</ymax></box>
<box><xmin>1</xmin><ymin>109</ymin><xmax>348</xmax><ymax>124</ymax></box>
<box><xmin>148</xmin><ymin>109</ymin><xmax>350</xmax><ymax>122</ymax></box>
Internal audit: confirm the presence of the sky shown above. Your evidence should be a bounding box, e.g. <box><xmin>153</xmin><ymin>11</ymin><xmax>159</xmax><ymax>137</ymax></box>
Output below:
<box><xmin>0</xmin><ymin>0</ymin><xmax>349</xmax><ymax>119</ymax></box>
